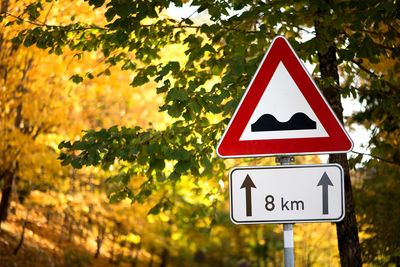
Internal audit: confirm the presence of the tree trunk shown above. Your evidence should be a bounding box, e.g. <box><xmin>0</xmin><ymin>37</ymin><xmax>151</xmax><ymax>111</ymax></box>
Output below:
<box><xmin>0</xmin><ymin>0</ymin><xmax>8</xmax><ymax>14</ymax></box>
<box><xmin>159</xmin><ymin>247</ymin><xmax>169</xmax><ymax>267</ymax></box>
<box><xmin>67</xmin><ymin>220</ymin><xmax>74</xmax><ymax>241</ymax></box>
<box><xmin>45</xmin><ymin>209</ymin><xmax>52</xmax><ymax>224</ymax></box>
<box><xmin>116</xmin><ymin>242</ymin><xmax>125</xmax><ymax>266</ymax></box>
<box><xmin>131</xmin><ymin>242</ymin><xmax>141</xmax><ymax>267</ymax></box>
<box><xmin>0</xmin><ymin>170</ymin><xmax>15</xmax><ymax>225</ymax></box>
<box><xmin>109</xmin><ymin>244</ymin><xmax>115</xmax><ymax>263</ymax></box>
<box><xmin>94</xmin><ymin>225</ymin><xmax>105</xmax><ymax>258</ymax></box>
<box><xmin>0</xmin><ymin>0</ymin><xmax>11</xmax><ymax>223</ymax></box>
<box><xmin>314</xmin><ymin>10</ymin><xmax>362</xmax><ymax>267</ymax></box>
<box><xmin>0</xmin><ymin>0</ymin><xmax>9</xmax><ymax>52</ymax></box>
<box><xmin>58</xmin><ymin>211</ymin><xmax>69</xmax><ymax>243</ymax></box>
<box><xmin>148</xmin><ymin>247</ymin><xmax>155</xmax><ymax>267</ymax></box>
<box><xmin>13</xmin><ymin>210</ymin><xmax>29</xmax><ymax>255</ymax></box>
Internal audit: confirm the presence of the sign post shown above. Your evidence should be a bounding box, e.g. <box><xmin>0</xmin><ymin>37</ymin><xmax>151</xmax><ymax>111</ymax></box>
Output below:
<box><xmin>283</xmin><ymin>223</ymin><xmax>294</xmax><ymax>267</ymax></box>
<box><xmin>229</xmin><ymin>163</ymin><xmax>345</xmax><ymax>265</ymax></box>
<box><xmin>277</xmin><ymin>156</ymin><xmax>295</xmax><ymax>267</ymax></box>
<box><xmin>217</xmin><ymin>35</ymin><xmax>352</xmax><ymax>266</ymax></box>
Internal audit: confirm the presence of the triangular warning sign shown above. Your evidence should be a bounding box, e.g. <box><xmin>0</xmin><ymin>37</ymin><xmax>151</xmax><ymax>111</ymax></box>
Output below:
<box><xmin>217</xmin><ymin>36</ymin><xmax>353</xmax><ymax>158</ymax></box>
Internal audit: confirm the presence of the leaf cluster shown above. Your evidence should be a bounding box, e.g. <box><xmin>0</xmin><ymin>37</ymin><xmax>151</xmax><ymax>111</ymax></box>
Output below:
<box><xmin>58</xmin><ymin>121</ymin><xmax>224</xmax><ymax>203</ymax></box>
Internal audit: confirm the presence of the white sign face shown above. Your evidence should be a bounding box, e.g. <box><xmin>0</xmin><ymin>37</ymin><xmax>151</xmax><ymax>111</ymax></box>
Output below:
<box><xmin>240</xmin><ymin>62</ymin><xmax>329</xmax><ymax>141</ymax></box>
<box><xmin>229</xmin><ymin>164</ymin><xmax>345</xmax><ymax>224</ymax></box>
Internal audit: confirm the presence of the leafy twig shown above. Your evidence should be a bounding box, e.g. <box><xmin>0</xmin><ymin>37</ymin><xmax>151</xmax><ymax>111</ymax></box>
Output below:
<box><xmin>351</xmin><ymin>150</ymin><xmax>400</xmax><ymax>167</ymax></box>
<box><xmin>351</xmin><ymin>59</ymin><xmax>399</xmax><ymax>91</ymax></box>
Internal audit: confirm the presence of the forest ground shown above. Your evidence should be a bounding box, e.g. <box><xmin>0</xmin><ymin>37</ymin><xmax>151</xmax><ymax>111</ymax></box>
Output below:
<box><xmin>0</xmin><ymin>202</ymin><xmax>132</xmax><ymax>267</ymax></box>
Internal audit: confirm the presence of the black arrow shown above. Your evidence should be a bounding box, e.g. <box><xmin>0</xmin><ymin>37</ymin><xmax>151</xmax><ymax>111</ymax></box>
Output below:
<box><xmin>240</xmin><ymin>174</ymin><xmax>256</xmax><ymax>216</ymax></box>
<box><xmin>317</xmin><ymin>172</ymin><xmax>334</xmax><ymax>214</ymax></box>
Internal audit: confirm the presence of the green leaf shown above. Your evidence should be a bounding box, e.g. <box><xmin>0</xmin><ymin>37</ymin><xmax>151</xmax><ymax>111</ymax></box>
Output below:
<box><xmin>58</xmin><ymin>141</ymin><xmax>72</xmax><ymax>149</ymax></box>
<box><xmin>183</xmin><ymin>18</ymin><xmax>194</xmax><ymax>25</ymax></box>
<box><xmin>114</xmin><ymin>3</ymin><xmax>133</xmax><ymax>18</ymax></box>
<box><xmin>72</xmin><ymin>141</ymin><xmax>86</xmax><ymax>150</ymax></box>
<box><xmin>55</xmin><ymin>46</ymin><xmax>63</xmax><ymax>55</ymax></box>
<box><xmin>168</xmin><ymin>171</ymin><xmax>180</xmax><ymax>181</ymax></box>
<box><xmin>167</xmin><ymin>103</ymin><xmax>184</xmax><ymax>118</ymax></box>
<box><xmin>175</xmin><ymin>160</ymin><xmax>191</xmax><ymax>173</ymax></box>
<box><xmin>147</xmin><ymin>143</ymin><xmax>161</xmax><ymax>154</ymax></box>
<box><xmin>148</xmin><ymin>202</ymin><xmax>162</xmax><ymax>215</ymax></box>
<box><xmin>88</xmin><ymin>0</ymin><xmax>105</xmax><ymax>8</ymax></box>
<box><xmin>86</xmin><ymin>72</ymin><xmax>94</xmax><ymax>79</ymax></box>
<box><xmin>105</xmin><ymin>7</ymin><xmax>117</xmax><ymax>21</ymax></box>
<box><xmin>25</xmin><ymin>3</ymin><xmax>42</xmax><ymax>20</ymax></box>
<box><xmin>149</xmin><ymin>158</ymin><xmax>165</xmax><ymax>171</ymax></box>
<box><xmin>23</xmin><ymin>34</ymin><xmax>36</xmax><ymax>47</ymax></box>
<box><xmin>189</xmin><ymin>99</ymin><xmax>202</xmax><ymax>113</ymax></box>
<box><xmin>109</xmin><ymin>193</ymin><xmax>122</xmax><ymax>204</ymax></box>
<box><xmin>339</xmin><ymin>49</ymin><xmax>355</xmax><ymax>62</ymax></box>
<box><xmin>131</xmin><ymin>75</ymin><xmax>150</xmax><ymax>87</ymax></box>
<box><xmin>104</xmin><ymin>68</ymin><xmax>111</xmax><ymax>76</ymax></box>
<box><xmin>171</xmin><ymin>150</ymin><xmax>191</xmax><ymax>160</ymax></box>
<box><xmin>70</xmin><ymin>74</ymin><xmax>83</xmax><ymax>84</ymax></box>
<box><xmin>168</xmin><ymin>88</ymin><xmax>188</xmax><ymax>101</ymax></box>
<box><xmin>71</xmin><ymin>158</ymin><xmax>83</xmax><ymax>169</ymax></box>
<box><xmin>349</xmin><ymin>154</ymin><xmax>363</xmax><ymax>169</ymax></box>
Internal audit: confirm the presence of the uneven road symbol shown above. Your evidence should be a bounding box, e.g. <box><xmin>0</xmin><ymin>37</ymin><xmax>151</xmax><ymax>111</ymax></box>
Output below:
<box><xmin>251</xmin><ymin>112</ymin><xmax>317</xmax><ymax>132</ymax></box>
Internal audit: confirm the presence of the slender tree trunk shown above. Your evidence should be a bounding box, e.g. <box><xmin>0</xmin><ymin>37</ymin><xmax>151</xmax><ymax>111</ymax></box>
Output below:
<box><xmin>159</xmin><ymin>247</ymin><xmax>169</xmax><ymax>267</ymax></box>
<box><xmin>109</xmin><ymin>245</ymin><xmax>115</xmax><ymax>263</ymax></box>
<box><xmin>0</xmin><ymin>0</ymin><xmax>8</xmax><ymax>14</ymax></box>
<box><xmin>0</xmin><ymin>170</ymin><xmax>15</xmax><ymax>224</ymax></box>
<box><xmin>148</xmin><ymin>247</ymin><xmax>155</xmax><ymax>267</ymax></box>
<box><xmin>131</xmin><ymin>242</ymin><xmax>141</xmax><ymax>267</ymax></box>
<box><xmin>94</xmin><ymin>225</ymin><xmax>105</xmax><ymax>258</ymax></box>
<box><xmin>45</xmin><ymin>208</ymin><xmax>52</xmax><ymax>224</ymax></box>
<box><xmin>116</xmin><ymin>242</ymin><xmax>125</xmax><ymax>266</ymax></box>
<box><xmin>0</xmin><ymin>0</ymin><xmax>30</xmax><ymax>224</ymax></box>
<box><xmin>0</xmin><ymin>0</ymin><xmax>9</xmax><ymax>52</ymax></box>
<box><xmin>58</xmin><ymin>211</ymin><xmax>69</xmax><ymax>243</ymax></box>
<box><xmin>13</xmin><ymin>210</ymin><xmax>29</xmax><ymax>255</ymax></box>
<box><xmin>67</xmin><ymin>220</ymin><xmax>74</xmax><ymax>241</ymax></box>
<box><xmin>314</xmin><ymin>9</ymin><xmax>362</xmax><ymax>267</ymax></box>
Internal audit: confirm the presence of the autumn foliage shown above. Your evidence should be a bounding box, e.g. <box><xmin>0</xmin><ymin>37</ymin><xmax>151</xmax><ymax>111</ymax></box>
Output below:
<box><xmin>1</xmin><ymin>0</ymin><xmax>400</xmax><ymax>266</ymax></box>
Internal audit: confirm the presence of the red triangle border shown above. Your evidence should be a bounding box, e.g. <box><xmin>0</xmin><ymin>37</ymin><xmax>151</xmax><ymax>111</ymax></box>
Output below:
<box><xmin>217</xmin><ymin>36</ymin><xmax>353</xmax><ymax>158</ymax></box>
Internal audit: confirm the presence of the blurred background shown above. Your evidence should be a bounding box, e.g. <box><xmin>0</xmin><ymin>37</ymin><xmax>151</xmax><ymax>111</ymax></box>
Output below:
<box><xmin>1</xmin><ymin>1</ymin><xmax>399</xmax><ymax>266</ymax></box>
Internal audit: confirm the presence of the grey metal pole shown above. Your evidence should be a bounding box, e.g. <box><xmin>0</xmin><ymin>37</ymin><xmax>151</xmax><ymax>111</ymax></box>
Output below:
<box><xmin>276</xmin><ymin>156</ymin><xmax>295</xmax><ymax>267</ymax></box>
<box><xmin>283</xmin><ymin>223</ymin><xmax>294</xmax><ymax>267</ymax></box>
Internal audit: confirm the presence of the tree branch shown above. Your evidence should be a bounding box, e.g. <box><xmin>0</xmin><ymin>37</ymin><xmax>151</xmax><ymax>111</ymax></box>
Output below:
<box><xmin>384</xmin><ymin>21</ymin><xmax>400</xmax><ymax>38</ymax></box>
<box><xmin>351</xmin><ymin>59</ymin><xmax>399</xmax><ymax>91</ymax></box>
<box><xmin>3</xmin><ymin>12</ymin><xmax>105</xmax><ymax>31</ymax></box>
<box><xmin>351</xmin><ymin>150</ymin><xmax>400</xmax><ymax>167</ymax></box>
<box><xmin>4</xmin><ymin>12</ymin><xmax>261</xmax><ymax>35</ymax></box>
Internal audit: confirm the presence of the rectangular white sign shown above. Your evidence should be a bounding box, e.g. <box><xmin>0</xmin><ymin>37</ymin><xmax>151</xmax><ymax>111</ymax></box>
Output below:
<box><xmin>229</xmin><ymin>164</ymin><xmax>345</xmax><ymax>224</ymax></box>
